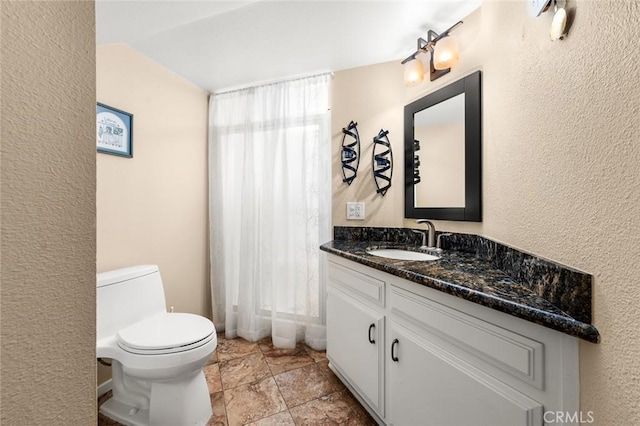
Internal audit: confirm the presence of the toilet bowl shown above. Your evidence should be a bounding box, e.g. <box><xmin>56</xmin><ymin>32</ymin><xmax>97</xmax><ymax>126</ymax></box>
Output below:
<box><xmin>97</xmin><ymin>265</ymin><xmax>217</xmax><ymax>426</ymax></box>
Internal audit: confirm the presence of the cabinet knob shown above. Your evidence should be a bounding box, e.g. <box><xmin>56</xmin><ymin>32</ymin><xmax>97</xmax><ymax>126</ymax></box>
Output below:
<box><xmin>368</xmin><ymin>323</ymin><xmax>376</xmax><ymax>344</ymax></box>
<box><xmin>391</xmin><ymin>338</ymin><xmax>399</xmax><ymax>362</ymax></box>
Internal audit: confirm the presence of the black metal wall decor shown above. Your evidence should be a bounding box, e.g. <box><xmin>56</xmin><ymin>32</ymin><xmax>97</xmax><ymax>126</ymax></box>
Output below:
<box><xmin>341</xmin><ymin>121</ymin><xmax>360</xmax><ymax>185</ymax></box>
<box><xmin>372</xmin><ymin>129</ymin><xmax>393</xmax><ymax>196</ymax></box>
<box><xmin>413</xmin><ymin>139</ymin><xmax>421</xmax><ymax>185</ymax></box>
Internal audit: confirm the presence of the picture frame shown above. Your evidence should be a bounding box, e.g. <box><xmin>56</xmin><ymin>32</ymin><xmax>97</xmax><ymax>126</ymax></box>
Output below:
<box><xmin>96</xmin><ymin>103</ymin><xmax>133</xmax><ymax>158</ymax></box>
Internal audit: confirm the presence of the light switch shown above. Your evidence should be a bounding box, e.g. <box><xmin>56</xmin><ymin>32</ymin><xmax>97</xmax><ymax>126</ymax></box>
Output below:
<box><xmin>346</xmin><ymin>202</ymin><xmax>365</xmax><ymax>220</ymax></box>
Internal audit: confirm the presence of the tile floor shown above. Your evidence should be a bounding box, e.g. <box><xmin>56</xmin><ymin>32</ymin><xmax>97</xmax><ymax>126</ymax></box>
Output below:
<box><xmin>98</xmin><ymin>334</ymin><xmax>377</xmax><ymax>426</ymax></box>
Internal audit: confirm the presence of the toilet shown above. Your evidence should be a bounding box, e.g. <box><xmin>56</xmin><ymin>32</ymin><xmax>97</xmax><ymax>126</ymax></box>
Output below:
<box><xmin>97</xmin><ymin>265</ymin><xmax>217</xmax><ymax>426</ymax></box>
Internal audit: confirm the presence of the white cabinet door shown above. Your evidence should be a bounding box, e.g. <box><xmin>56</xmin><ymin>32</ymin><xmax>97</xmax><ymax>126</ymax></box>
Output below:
<box><xmin>387</xmin><ymin>322</ymin><xmax>543</xmax><ymax>426</ymax></box>
<box><xmin>327</xmin><ymin>288</ymin><xmax>385</xmax><ymax>415</ymax></box>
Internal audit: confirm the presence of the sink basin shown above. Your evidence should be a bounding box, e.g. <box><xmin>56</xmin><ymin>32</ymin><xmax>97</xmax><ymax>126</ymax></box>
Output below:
<box><xmin>367</xmin><ymin>249</ymin><xmax>440</xmax><ymax>261</ymax></box>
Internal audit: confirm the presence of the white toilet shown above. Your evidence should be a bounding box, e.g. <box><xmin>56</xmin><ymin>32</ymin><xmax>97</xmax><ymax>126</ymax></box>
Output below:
<box><xmin>97</xmin><ymin>265</ymin><xmax>217</xmax><ymax>426</ymax></box>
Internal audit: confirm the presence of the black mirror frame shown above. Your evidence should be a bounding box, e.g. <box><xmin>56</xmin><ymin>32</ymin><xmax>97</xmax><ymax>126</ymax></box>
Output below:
<box><xmin>404</xmin><ymin>71</ymin><xmax>482</xmax><ymax>222</ymax></box>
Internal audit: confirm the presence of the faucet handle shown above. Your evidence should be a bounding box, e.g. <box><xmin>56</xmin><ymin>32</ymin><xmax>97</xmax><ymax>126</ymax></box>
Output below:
<box><xmin>436</xmin><ymin>233</ymin><xmax>452</xmax><ymax>250</ymax></box>
<box><xmin>411</xmin><ymin>229</ymin><xmax>427</xmax><ymax>248</ymax></box>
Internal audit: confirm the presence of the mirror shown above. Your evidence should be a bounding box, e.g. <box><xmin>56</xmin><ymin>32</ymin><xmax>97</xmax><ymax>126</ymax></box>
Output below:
<box><xmin>404</xmin><ymin>71</ymin><xmax>482</xmax><ymax>221</ymax></box>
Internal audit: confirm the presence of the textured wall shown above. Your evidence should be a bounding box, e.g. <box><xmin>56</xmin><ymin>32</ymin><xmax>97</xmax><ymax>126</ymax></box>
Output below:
<box><xmin>1</xmin><ymin>1</ymin><xmax>97</xmax><ymax>423</ymax></box>
<box><xmin>332</xmin><ymin>1</ymin><xmax>640</xmax><ymax>423</ymax></box>
<box><xmin>97</xmin><ymin>45</ymin><xmax>210</xmax><ymax>318</ymax></box>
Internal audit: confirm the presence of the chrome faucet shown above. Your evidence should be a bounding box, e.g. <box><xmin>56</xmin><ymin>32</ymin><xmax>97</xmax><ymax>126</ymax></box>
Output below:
<box><xmin>412</xmin><ymin>219</ymin><xmax>436</xmax><ymax>250</ymax></box>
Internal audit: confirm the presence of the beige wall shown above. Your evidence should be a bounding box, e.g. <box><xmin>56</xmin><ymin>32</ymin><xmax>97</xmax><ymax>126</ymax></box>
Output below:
<box><xmin>332</xmin><ymin>1</ymin><xmax>640</xmax><ymax>423</ymax></box>
<box><xmin>333</xmin><ymin>60</ymin><xmax>408</xmax><ymax>226</ymax></box>
<box><xmin>1</xmin><ymin>1</ymin><xmax>97</xmax><ymax>423</ymax></box>
<box><xmin>97</xmin><ymin>45</ymin><xmax>210</xmax><ymax>318</ymax></box>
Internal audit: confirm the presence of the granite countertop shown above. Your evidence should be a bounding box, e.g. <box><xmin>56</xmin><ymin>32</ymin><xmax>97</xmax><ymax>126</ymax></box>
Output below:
<box><xmin>321</xmin><ymin>229</ymin><xmax>600</xmax><ymax>343</ymax></box>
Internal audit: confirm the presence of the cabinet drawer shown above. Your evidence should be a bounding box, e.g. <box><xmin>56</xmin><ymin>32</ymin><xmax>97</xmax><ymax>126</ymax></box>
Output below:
<box><xmin>390</xmin><ymin>285</ymin><xmax>544</xmax><ymax>389</ymax></box>
<box><xmin>328</xmin><ymin>261</ymin><xmax>385</xmax><ymax>307</ymax></box>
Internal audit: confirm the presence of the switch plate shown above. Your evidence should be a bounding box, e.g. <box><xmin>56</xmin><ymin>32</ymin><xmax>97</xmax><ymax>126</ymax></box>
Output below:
<box><xmin>346</xmin><ymin>202</ymin><xmax>365</xmax><ymax>220</ymax></box>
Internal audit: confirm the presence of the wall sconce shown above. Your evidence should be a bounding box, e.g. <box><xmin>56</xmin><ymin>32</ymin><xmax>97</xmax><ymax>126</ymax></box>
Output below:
<box><xmin>401</xmin><ymin>21</ymin><xmax>463</xmax><ymax>85</ymax></box>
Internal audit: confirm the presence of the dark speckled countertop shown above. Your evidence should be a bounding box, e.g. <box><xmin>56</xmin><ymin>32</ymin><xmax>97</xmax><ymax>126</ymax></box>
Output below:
<box><xmin>321</xmin><ymin>227</ymin><xmax>600</xmax><ymax>343</ymax></box>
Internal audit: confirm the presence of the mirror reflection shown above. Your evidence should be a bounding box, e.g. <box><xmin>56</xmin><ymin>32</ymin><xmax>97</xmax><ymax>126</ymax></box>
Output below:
<box><xmin>414</xmin><ymin>93</ymin><xmax>465</xmax><ymax>208</ymax></box>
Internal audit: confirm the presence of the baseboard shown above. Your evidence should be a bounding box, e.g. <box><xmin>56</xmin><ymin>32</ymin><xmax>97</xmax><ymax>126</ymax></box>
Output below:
<box><xmin>98</xmin><ymin>378</ymin><xmax>113</xmax><ymax>397</ymax></box>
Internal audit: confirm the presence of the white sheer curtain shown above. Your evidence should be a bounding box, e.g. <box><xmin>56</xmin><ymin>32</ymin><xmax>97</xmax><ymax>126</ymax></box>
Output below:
<box><xmin>209</xmin><ymin>74</ymin><xmax>331</xmax><ymax>350</ymax></box>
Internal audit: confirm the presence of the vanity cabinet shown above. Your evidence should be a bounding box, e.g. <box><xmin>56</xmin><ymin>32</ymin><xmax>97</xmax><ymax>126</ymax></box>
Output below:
<box><xmin>326</xmin><ymin>254</ymin><xmax>579</xmax><ymax>426</ymax></box>
<box><xmin>327</xmin><ymin>262</ymin><xmax>386</xmax><ymax>415</ymax></box>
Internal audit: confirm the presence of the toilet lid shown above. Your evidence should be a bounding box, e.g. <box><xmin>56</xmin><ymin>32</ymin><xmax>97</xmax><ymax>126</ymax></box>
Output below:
<box><xmin>117</xmin><ymin>313</ymin><xmax>215</xmax><ymax>355</ymax></box>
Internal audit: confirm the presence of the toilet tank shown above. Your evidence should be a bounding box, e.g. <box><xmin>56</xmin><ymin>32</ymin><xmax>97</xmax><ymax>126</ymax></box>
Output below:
<box><xmin>97</xmin><ymin>265</ymin><xmax>167</xmax><ymax>341</ymax></box>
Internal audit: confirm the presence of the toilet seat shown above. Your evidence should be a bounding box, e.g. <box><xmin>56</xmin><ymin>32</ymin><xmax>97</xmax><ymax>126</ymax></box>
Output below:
<box><xmin>117</xmin><ymin>313</ymin><xmax>215</xmax><ymax>355</ymax></box>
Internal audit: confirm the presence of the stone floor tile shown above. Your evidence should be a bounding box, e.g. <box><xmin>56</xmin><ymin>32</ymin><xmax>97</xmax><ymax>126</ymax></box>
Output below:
<box><xmin>204</xmin><ymin>362</ymin><xmax>223</xmax><ymax>394</ymax></box>
<box><xmin>274</xmin><ymin>363</ymin><xmax>333</xmax><ymax>408</ymax></box>
<box><xmin>216</xmin><ymin>337</ymin><xmax>260</xmax><ymax>362</ymax></box>
<box><xmin>289</xmin><ymin>390</ymin><xmax>361</xmax><ymax>425</ymax></box>
<box><xmin>303</xmin><ymin>343</ymin><xmax>328</xmax><ymax>363</ymax></box>
<box><xmin>245</xmin><ymin>410</ymin><xmax>296</xmax><ymax>425</ymax></box>
<box><xmin>207</xmin><ymin>391</ymin><xmax>228</xmax><ymax>426</ymax></box>
<box><xmin>207</xmin><ymin>349</ymin><xmax>219</xmax><ymax>365</ymax></box>
<box><xmin>223</xmin><ymin>377</ymin><xmax>287</xmax><ymax>426</ymax></box>
<box><xmin>317</xmin><ymin>360</ymin><xmax>348</xmax><ymax>393</ymax></box>
<box><xmin>261</xmin><ymin>342</ymin><xmax>314</xmax><ymax>375</ymax></box>
<box><xmin>219</xmin><ymin>352</ymin><xmax>271</xmax><ymax>390</ymax></box>
<box><xmin>341</xmin><ymin>387</ymin><xmax>379</xmax><ymax>426</ymax></box>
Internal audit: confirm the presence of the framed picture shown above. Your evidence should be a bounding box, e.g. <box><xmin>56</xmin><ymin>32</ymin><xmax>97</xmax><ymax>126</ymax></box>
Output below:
<box><xmin>96</xmin><ymin>103</ymin><xmax>133</xmax><ymax>157</ymax></box>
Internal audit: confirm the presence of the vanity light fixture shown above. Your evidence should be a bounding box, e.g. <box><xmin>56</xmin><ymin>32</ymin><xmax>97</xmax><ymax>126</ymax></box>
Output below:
<box><xmin>401</xmin><ymin>21</ymin><xmax>463</xmax><ymax>85</ymax></box>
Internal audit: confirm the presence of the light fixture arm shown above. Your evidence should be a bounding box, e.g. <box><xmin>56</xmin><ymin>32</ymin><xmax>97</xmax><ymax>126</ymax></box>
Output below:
<box><xmin>428</xmin><ymin>20</ymin><xmax>463</xmax><ymax>44</ymax></box>
<box><xmin>427</xmin><ymin>29</ymin><xmax>440</xmax><ymax>43</ymax></box>
<box><xmin>417</xmin><ymin>37</ymin><xmax>430</xmax><ymax>52</ymax></box>
<box><xmin>401</xmin><ymin>37</ymin><xmax>432</xmax><ymax>64</ymax></box>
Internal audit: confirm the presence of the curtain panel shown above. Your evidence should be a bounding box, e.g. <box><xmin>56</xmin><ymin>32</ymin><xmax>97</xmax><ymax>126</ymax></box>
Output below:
<box><xmin>209</xmin><ymin>74</ymin><xmax>331</xmax><ymax>349</ymax></box>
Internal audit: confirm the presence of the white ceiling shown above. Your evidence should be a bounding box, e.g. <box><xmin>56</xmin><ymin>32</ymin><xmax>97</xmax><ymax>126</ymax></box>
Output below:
<box><xmin>96</xmin><ymin>0</ymin><xmax>482</xmax><ymax>93</ymax></box>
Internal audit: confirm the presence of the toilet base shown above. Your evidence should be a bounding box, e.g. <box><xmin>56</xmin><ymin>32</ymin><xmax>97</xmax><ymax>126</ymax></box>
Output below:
<box><xmin>100</xmin><ymin>397</ymin><xmax>150</xmax><ymax>426</ymax></box>
<box><xmin>101</xmin><ymin>368</ymin><xmax>212</xmax><ymax>426</ymax></box>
